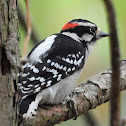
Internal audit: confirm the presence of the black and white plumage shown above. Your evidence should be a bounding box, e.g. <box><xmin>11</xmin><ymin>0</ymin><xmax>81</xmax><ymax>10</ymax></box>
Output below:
<box><xmin>18</xmin><ymin>19</ymin><xmax>109</xmax><ymax>118</ymax></box>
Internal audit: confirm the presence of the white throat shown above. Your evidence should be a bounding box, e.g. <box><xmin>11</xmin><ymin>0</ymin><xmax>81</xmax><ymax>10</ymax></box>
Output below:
<box><xmin>84</xmin><ymin>41</ymin><xmax>97</xmax><ymax>66</ymax></box>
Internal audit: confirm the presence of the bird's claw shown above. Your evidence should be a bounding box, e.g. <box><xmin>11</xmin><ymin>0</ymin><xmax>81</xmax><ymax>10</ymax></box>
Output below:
<box><xmin>67</xmin><ymin>98</ymin><xmax>79</xmax><ymax>120</ymax></box>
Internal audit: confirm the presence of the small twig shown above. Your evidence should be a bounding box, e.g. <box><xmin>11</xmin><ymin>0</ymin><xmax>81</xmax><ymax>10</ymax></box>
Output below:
<box><xmin>22</xmin><ymin>0</ymin><xmax>32</xmax><ymax>59</ymax></box>
<box><xmin>17</xmin><ymin>4</ymin><xmax>40</xmax><ymax>45</ymax></box>
<box><xmin>103</xmin><ymin>0</ymin><xmax>120</xmax><ymax>126</ymax></box>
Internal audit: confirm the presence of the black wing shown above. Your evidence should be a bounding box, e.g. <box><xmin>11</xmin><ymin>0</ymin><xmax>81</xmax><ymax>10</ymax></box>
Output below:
<box><xmin>18</xmin><ymin>34</ymin><xmax>86</xmax><ymax>99</ymax></box>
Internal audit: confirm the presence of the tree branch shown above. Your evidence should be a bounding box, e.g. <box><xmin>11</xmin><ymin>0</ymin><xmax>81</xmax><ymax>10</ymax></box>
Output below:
<box><xmin>103</xmin><ymin>0</ymin><xmax>120</xmax><ymax>126</ymax></box>
<box><xmin>22</xmin><ymin>0</ymin><xmax>32</xmax><ymax>59</ymax></box>
<box><xmin>20</xmin><ymin>59</ymin><xmax>126</xmax><ymax>126</ymax></box>
<box><xmin>17</xmin><ymin>4</ymin><xmax>40</xmax><ymax>44</ymax></box>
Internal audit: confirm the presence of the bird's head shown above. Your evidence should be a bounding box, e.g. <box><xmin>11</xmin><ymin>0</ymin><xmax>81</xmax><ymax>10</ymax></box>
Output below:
<box><xmin>61</xmin><ymin>19</ymin><xmax>109</xmax><ymax>44</ymax></box>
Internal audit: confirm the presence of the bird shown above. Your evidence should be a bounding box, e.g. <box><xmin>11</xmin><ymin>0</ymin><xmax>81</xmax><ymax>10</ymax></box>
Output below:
<box><xmin>18</xmin><ymin>19</ymin><xmax>109</xmax><ymax>119</ymax></box>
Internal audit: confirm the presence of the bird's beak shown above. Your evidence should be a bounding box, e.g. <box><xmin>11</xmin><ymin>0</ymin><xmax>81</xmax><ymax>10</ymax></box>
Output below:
<box><xmin>97</xmin><ymin>28</ymin><xmax>109</xmax><ymax>39</ymax></box>
<box><xmin>99</xmin><ymin>32</ymin><xmax>109</xmax><ymax>37</ymax></box>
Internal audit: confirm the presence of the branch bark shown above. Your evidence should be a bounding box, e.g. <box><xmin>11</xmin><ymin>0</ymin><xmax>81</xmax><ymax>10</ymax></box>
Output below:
<box><xmin>0</xmin><ymin>0</ymin><xmax>20</xmax><ymax>125</ymax></box>
<box><xmin>20</xmin><ymin>59</ymin><xmax>126</xmax><ymax>126</ymax></box>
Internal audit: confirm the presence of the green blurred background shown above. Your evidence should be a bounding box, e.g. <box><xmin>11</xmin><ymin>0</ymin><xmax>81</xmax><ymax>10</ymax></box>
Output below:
<box><xmin>18</xmin><ymin>0</ymin><xmax>126</xmax><ymax>126</ymax></box>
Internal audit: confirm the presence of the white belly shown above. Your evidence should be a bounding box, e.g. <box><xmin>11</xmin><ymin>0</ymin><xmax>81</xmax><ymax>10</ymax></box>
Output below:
<box><xmin>38</xmin><ymin>70</ymin><xmax>82</xmax><ymax>104</ymax></box>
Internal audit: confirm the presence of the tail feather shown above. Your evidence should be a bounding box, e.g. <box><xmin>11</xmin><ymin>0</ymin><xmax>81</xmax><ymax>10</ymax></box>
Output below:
<box><xmin>19</xmin><ymin>93</ymin><xmax>38</xmax><ymax>119</ymax></box>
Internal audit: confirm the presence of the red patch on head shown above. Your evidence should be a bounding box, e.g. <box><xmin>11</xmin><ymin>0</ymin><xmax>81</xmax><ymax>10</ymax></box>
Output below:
<box><xmin>62</xmin><ymin>23</ymin><xmax>79</xmax><ymax>31</ymax></box>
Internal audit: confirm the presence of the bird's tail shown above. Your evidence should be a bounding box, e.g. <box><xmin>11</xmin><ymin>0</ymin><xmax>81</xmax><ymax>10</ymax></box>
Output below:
<box><xmin>19</xmin><ymin>93</ymin><xmax>40</xmax><ymax>119</ymax></box>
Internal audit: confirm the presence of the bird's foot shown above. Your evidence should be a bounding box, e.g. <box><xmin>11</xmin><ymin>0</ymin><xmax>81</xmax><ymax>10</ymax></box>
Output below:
<box><xmin>62</xmin><ymin>93</ymin><xmax>78</xmax><ymax>120</ymax></box>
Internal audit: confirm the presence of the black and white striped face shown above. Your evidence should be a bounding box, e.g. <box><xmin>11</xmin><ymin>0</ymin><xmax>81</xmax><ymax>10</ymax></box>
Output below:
<box><xmin>61</xmin><ymin>19</ymin><xmax>109</xmax><ymax>44</ymax></box>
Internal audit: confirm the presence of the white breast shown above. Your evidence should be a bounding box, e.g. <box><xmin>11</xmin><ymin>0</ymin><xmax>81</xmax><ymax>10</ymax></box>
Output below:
<box><xmin>38</xmin><ymin>69</ymin><xmax>83</xmax><ymax>104</ymax></box>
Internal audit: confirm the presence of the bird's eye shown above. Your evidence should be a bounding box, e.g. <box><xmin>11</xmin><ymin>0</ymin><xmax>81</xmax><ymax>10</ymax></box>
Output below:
<box><xmin>90</xmin><ymin>27</ymin><xmax>97</xmax><ymax>34</ymax></box>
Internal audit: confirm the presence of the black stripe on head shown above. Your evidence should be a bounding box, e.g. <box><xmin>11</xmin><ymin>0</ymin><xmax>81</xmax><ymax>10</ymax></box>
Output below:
<box><xmin>61</xmin><ymin>26</ymin><xmax>95</xmax><ymax>37</ymax></box>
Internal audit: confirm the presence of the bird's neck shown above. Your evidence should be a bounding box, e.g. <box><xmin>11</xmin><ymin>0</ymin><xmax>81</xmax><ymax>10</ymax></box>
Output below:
<box><xmin>61</xmin><ymin>32</ymin><xmax>82</xmax><ymax>43</ymax></box>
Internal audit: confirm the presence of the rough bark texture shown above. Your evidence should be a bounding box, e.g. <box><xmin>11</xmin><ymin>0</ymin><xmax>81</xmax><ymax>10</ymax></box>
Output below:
<box><xmin>0</xmin><ymin>0</ymin><xmax>20</xmax><ymax>126</ymax></box>
<box><xmin>20</xmin><ymin>59</ymin><xmax>126</xmax><ymax>126</ymax></box>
